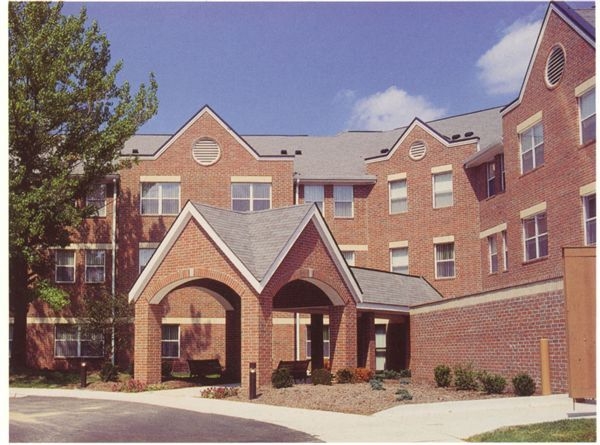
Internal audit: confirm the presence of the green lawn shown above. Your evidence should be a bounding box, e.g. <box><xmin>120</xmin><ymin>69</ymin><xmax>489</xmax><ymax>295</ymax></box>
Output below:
<box><xmin>466</xmin><ymin>418</ymin><xmax>596</xmax><ymax>442</ymax></box>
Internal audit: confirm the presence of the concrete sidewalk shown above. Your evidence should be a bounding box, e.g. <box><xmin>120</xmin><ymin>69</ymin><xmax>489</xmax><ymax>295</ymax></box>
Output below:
<box><xmin>9</xmin><ymin>387</ymin><xmax>596</xmax><ymax>442</ymax></box>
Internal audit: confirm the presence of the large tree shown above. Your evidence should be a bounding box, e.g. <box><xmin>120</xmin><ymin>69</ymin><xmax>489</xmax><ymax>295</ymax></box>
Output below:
<box><xmin>9</xmin><ymin>2</ymin><xmax>158</xmax><ymax>367</ymax></box>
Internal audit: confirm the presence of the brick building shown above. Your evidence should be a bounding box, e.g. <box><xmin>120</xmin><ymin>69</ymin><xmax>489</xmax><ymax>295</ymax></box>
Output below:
<box><xmin>14</xmin><ymin>2</ymin><xmax>595</xmax><ymax>391</ymax></box>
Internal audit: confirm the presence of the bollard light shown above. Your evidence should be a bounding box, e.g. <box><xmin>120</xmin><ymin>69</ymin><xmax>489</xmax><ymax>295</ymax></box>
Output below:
<box><xmin>249</xmin><ymin>362</ymin><xmax>257</xmax><ymax>400</ymax></box>
<box><xmin>80</xmin><ymin>361</ymin><xmax>87</xmax><ymax>388</ymax></box>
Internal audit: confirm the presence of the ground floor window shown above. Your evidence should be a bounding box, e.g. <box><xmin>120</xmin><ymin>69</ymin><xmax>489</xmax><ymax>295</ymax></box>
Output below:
<box><xmin>54</xmin><ymin>325</ymin><xmax>103</xmax><ymax>358</ymax></box>
<box><xmin>9</xmin><ymin>324</ymin><xmax>13</xmax><ymax>358</ymax></box>
<box><xmin>375</xmin><ymin>324</ymin><xmax>386</xmax><ymax>371</ymax></box>
<box><xmin>161</xmin><ymin>325</ymin><xmax>180</xmax><ymax>358</ymax></box>
<box><xmin>584</xmin><ymin>194</ymin><xmax>596</xmax><ymax>245</ymax></box>
<box><xmin>306</xmin><ymin>325</ymin><xmax>330</xmax><ymax>359</ymax></box>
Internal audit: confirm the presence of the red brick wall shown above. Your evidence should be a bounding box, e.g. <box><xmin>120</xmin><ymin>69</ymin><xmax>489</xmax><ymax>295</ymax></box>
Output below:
<box><xmin>410</xmin><ymin>285</ymin><xmax>568</xmax><ymax>393</ymax></box>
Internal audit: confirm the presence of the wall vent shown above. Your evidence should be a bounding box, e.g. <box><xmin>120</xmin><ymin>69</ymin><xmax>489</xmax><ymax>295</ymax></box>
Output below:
<box><xmin>409</xmin><ymin>141</ymin><xmax>427</xmax><ymax>161</ymax></box>
<box><xmin>546</xmin><ymin>45</ymin><xmax>566</xmax><ymax>88</ymax></box>
<box><xmin>192</xmin><ymin>138</ymin><xmax>221</xmax><ymax>166</ymax></box>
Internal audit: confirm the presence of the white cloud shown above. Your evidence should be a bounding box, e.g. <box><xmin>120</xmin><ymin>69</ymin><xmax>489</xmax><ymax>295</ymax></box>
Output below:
<box><xmin>477</xmin><ymin>18</ymin><xmax>542</xmax><ymax>95</ymax></box>
<box><xmin>348</xmin><ymin>86</ymin><xmax>446</xmax><ymax>131</ymax></box>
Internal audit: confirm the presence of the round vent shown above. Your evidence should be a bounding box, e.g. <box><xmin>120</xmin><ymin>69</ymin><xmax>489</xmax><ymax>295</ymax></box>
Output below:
<box><xmin>192</xmin><ymin>138</ymin><xmax>221</xmax><ymax>166</ymax></box>
<box><xmin>409</xmin><ymin>141</ymin><xmax>427</xmax><ymax>160</ymax></box>
<box><xmin>545</xmin><ymin>45</ymin><xmax>566</xmax><ymax>88</ymax></box>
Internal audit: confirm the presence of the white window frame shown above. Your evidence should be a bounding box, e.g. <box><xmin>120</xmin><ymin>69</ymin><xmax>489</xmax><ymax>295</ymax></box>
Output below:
<box><xmin>55</xmin><ymin>250</ymin><xmax>76</xmax><ymax>283</ymax></box>
<box><xmin>434</xmin><ymin>242</ymin><xmax>455</xmax><ymax>279</ymax></box>
<box><xmin>231</xmin><ymin>182</ymin><xmax>272</xmax><ymax>212</ymax></box>
<box><xmin>389</xmin><ymin>179</ymin><xmax>408</xmax><ymax>214</ymax></box>
<box><xmin>579</xmin><ymin>87</ymin><xmax>596</xmax><ymax>145</ymax></box>
<box><xmin>502</xmin><ymin>230</ymin><xmax>508</xmax><ymax>271</ymax></box>
<box><xmin>161</xmin><ymin>325</ymin><xmax>180</xmax><ymax>358</ymax></box>
<box><xmin>139</xmin><ymin>247</ymin><xmax>157</xmax><ymax>274</ymax></box>
<box><xmin>9</xmin><ymin>323</ymin><xmax>13</xmax><ymax>358</ymax></box>
<box><xmin>499</xmin><ymin>154</ymin><xmax>506</xmax><ymax>192</ymax></box>
<box><xmin>306</xmin><ymin>325</ymin><xmax>330</xmax><ymax>359</ymax></box>
<box><xmin>390</xmin><ymin>247</ymin><xmax>409</xmax><ymax>274</ymax></box>
<box><xmin>486</xmin><ymin>162</ymin><xmax>496</xmax><ymax>198</ymax></box>
<box><xmin>140</xmin><ymin>182</ymin><xmax>181</xmax><ymax>215</ymax></box>
<box><xmin>333</xmin><ymin>185</ymin><xmax>354</xmax><ymax>218</ymax></box>
<box><xmin>86</xmin><ymin>184</ymin><xmax>107</xmax><ymax>217</ymax></box>
<box><xmin>488</xmin><ymin>235</ymin><xmax>498</xmax><ymax>274</ymax></box>
<box><xmin>304</xmin><ymin>185</ymin><xmax>324</xmax><ymax>213</ymax></box>
<box><xmin>520</xmin><ymin>122</ymin><xmax>544</xmax><ymax>174</ymax></box>
<box><xmin>375</xmin><ymin>324</ymin><xmax>387</xmax><ymax>371</ymax></box>
<box><xmin>342</xmin><ymin>251</ymin><xmax>355</xmax><ymax>266</ymax></box>
<box><xmin>85</xmin><ymin>250</ymin><xmax>105</xmax><ymax>283</ymax></box>
<box><xmin>522</xmin><ymin>212</ymin><xmax>548</xmax><ymax>261</ymax></box>
<box><xmin>432</xmin><ymin>171</ymin><xmax>453</xmax><ymax>209</ymax></box>
<box><xmin>55</xmin><ymin>325</ymin><xmax>103</xmax><ymax>358</ymax></box>
<box><xmin>583</xmin><ymin>193</ymin><xmax>596</xmax><ymax>246</ymax></box>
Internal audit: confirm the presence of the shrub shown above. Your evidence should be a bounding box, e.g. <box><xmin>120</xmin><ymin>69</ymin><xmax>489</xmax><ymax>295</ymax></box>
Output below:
<box><xmin>99</xmin><ymin>362</ymin><xmax>119</xmax><ymax>382</ymax></box>
<box><xmin>353</xmin><ymin>367</ymin><xmax>374</xmax><ymax>382</ymax></box>
<box><xmin>454</xmin><ymin>363</ymin><xmax>479</xmax><ymax>391</ymax></box>
<box><xmin>434</xmin><ymin>365</ymin><xmax>452</xmax><ymax>387</ymax></box>
<box><xmin>398</xmin><ymin>369</ymin><xmax>411</xmax><ymax>378</ymax></box>
<box><xmin>311</xmin><ymin>368</ymin><xmax>332</xmax><ymax>386</ymax></box>
<box><xmin>161</xmin><ymin>360</ymin><xmax>172</xmax><ymax>379</ymax></box>
<box><xmin>479</xmin><ymin>371</ymin><xmax>507</xmax><ymax>394</ymax></box>
<box><xmin>369</xmin><ymin>378</ymin><xmax>385</xmax><ymax>390</ymax></box>
<box><xmin>512</xmin><ymin>372</ymin><xmax>536</xmax><ymax>396</ymax></box>
<box><xmin>395</xmin><ymin>388</ymin><xmax>413</xmax><ymax>401</ymax></box>
<box><xmin>376</xmin><ymin>369</ymin><xmax>402</xmax><ymax>380</ymax></box>
<box><xmin>200</xmin><ymin>386</ymin><xmax>239</xmax><ymax>399</ymax></box>
<box><xmin>271</xmin><ymin>368</ymin><xmax>294</xmax><ymax>389</ymax></box>
<box><xmin>335</xmin><ymin>367</ymin><xmax>355</xmax><ymax>384</ymax></box>
<box><xmin>112</xmin><ymin>379</ymin><xmax>147</xmax><ymax>393</ymax></box>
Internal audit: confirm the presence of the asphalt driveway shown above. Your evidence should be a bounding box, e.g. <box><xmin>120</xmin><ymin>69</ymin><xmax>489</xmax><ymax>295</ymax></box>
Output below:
<box><xmin>10</xmin><ymin>396</ymin><xmax>321</xmax><ymax>442</ymax></box>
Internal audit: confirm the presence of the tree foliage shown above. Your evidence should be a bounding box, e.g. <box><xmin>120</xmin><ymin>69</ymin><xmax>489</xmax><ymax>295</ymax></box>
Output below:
<box><xmin>9</xmin><ymin>1</ymin><xmax>158</xmax><ymax>365</ymax></box>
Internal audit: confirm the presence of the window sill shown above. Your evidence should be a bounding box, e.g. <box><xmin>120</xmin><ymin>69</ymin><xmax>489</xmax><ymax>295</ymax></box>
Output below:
<box><xmin>435</xmin><ymin>276</ymin><xmax>456</xmax><ymax>281</ymax></box>
<box><xmin>522</xmin><ymin>256</ymin><xmax>548</xmax><ymax>266</ymax></box>
<box><xmin>519</xmin><ymin>164</ymin><xmax>545</xmax><ymax>178</ymax></box>
<box><xmin>334</xmin><ymin>216</ymin><xmax>355</xmax><ymax>220</ymax></box>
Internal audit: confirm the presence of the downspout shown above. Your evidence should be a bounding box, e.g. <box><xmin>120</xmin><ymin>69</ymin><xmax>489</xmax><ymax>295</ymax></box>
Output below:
<box><xmin>294</xmin><ymin>173</ymin><xmax>300</xmax><ymax>360</ymax></box>
<box><xmin>111</xmin><ymin>177</ymin><xmax>117</xmax><ymax>365</ymax></box>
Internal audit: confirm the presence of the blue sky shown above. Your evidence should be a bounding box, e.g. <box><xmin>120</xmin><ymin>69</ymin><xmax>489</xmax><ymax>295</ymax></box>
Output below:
<box><xmin>59</xmin><ymin>1</ymin><xmax>583</xmax><ymax>136</ymax></box>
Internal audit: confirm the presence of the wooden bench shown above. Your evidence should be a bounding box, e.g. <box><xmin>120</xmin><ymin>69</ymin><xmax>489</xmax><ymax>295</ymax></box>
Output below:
<box><xmin>277</xmin><ymin>359</ymin><xmax>310</xmax><ymax>382</ymax></box>
<box><xmin>187</xmin><ymin>359</ymin><xmax>224</xmax><ymax>381</ymax></box>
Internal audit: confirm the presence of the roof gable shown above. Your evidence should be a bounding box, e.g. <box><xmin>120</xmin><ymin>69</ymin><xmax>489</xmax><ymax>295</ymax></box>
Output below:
<box><xmin>502</xmin><ymin>2</ymin><xmax>596</xmax><ymax>115</ymax></box>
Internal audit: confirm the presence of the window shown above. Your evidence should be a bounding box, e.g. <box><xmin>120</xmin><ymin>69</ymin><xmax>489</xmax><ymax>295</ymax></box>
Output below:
<box><xmin>390</xmin><ymin>247</ymin><xmax>409</xmax><ymax>274</ymax></box>
<box><xmin>580</xmin><ymin>88</ymin><xmax>596</xmax><ymax>145</ymax></box>
<box><xmin>523</xmin><ymin>213</ymin><xmax>548</xmax><ymax>261</ymax></box>
<box><xmin>232</xmin><ymin>183</ymin><xmax>271</xmax><ymax>212</ymax></box>
<box><xmin>55</xmin><ymin>250</ymin><xmax>75</xmax><ymax>283</ymax></box>
<box><xmin>520</xmin><ymin>122</ymin><xmax>544</xmax><ymax>174</ymax></box>
<box><xmin>583</xmin><ymin>194</ymin><xmax>596</xmax><ymax>245</ymax></box>
<box><xmin>304</xmin><ymin>185</ymin><xmax>324</xmax><ymax>213</ymax></box>
<box><xmin>488</xmin><ymin>236</ymin><xmax>498</xmax><ymax>273</ymax></box>
<box><xmin>389</xmin><ymin>180</ymin><xmax>408</xmax><ymax>214</ymax></box>
<box><xmin>486</xmin><ymin>162</ymin><xmax>496</xmax><ymax>197</ymax></box>
<box><xmin>342</xmin><ymin>251</ymin><xmax>355</xmax><ymax>266</ymax></box>
<box><xmin>85</xmin><ymin>250</ymin><xmax>105</xmax><ymax>283</ymax></box>
<box><xmin>375</xmin><ymin>324</ymin><xmax>386</xmax><ymax>371</ymax></box>
<box><xmin>499</xmin><ymin>154</ymin><xmax>506</xmax><ymax>192</ymax></box>
<box><xmin>55</xmin><ymin>325</ymin><xmax>103</xmax><ymax>358</ymax></box>
<box><xmin>545</xmin><ymin>45</ymin><xmax>566</xmax><ymax>87</ymax></box>
<box><xmin>333</xmin><ymin>185</ymin><xmax>353</xmax><ymax>218</ymax></box>
<box><xmin>9</xmin><ymin>324</ymin><xmax>13</xmax><ymax>358</ymax></box>
<box><xmin>139</xmin><ymin>248</ymin><xmax>157</xmax><ymax>273</ymax></box>
<box><xmin>161</xmin><ymin>325</ymin><xmax>180</xmax><ymax>358</ymax></box>
<box><xmin>433</xmin><ymin>172</ymin><xmax>453</xmax><ymax>208</ymax></box>
<box><xmin>435</xmin><ymin>242</ymin><xmax>455</xmax><ymax>278</ymax></box>
<box><xmin>306</xmin><ymin>325</ymin><xmax>330</xmax><ymax>358</ymax></box>
<box><xmin>86</xmin><ymin>184</ymin><xmax>106</xmax><ymax>217</ymax></box>
<box><xmin>502</xmin><ymin>230</ymin><xmax>508</xmax><ymax>271</ymax></box>
<box><xmin>192</xmin><ymin>138</ymin><xmax>221</xmax><ymax>166</ymax></box>
<box><xmin>141</xmin><ymin>182</ymin><xmax>180</xmax><ymax>215</ymax></box>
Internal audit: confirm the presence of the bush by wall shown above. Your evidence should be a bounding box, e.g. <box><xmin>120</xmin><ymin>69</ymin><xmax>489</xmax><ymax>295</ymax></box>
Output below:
<box><xmin>335</xmin><ymin>367</ymin><xmax>355</xmax><ymax>384</ymax></box>
<box><xmin>200</xmin><ymin>386</ymin><xmax>239</xmax><ymax>399</ymax></box>
<box><xmin>311</xmin><ymin>368</ymin><xmax>332</xmax><ymax>385</ymax></box>
<box><xmin>353</xmin><ymin>367</ymin><xmax>374</xmax><ymax>382</ymax></box>
<box><xmin>100</xmin><ymin>361</ymin><xmax>119</xmax><ymax>382</ymax></box>
<box><xmin>434</xmin><ymin>365</ymin><xmax>452</xmax><ymax>387</ymax></box>
<box><xmin>479</xmin><ymin>371</ymin><xmax>507</xmax><ymax>394</ymax></box>
<box><xmin>454</xmin><ymin>363</ymin><xmax>479</xmax><ymax>391</ymax></box>
<box><xmin>271</xmin><ymin>368</ymin><xmax>294</xmax><ymax>389</ymax></box>
<box><xmin>161</xmin><ymin>360</ymin><xmax>172</xmax><ymax>379</ymax></box>
<box><xmin>513</xmin><ymin>372</ymin><xmax>536</xmax><ymax>396</ymax></box>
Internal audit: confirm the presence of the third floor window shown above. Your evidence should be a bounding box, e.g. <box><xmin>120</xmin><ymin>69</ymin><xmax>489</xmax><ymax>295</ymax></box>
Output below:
<box><xmin>520</xmin><ymin>122</ymin><xmax>544</xmax><ymax>174</ymax></box>
<box><xmin>141</xmin><ymin>182</ymin><xmax>180</xmax><ymax>215</ymax></box>
<box><xmin>580</xmin><ymin>87</ymin><xmax>596</xmax><ymax>145</ymax></box>
<box><xmin>232</xmin><ymin>182</ymin><xmax>271</xmax><ymax>212</ymax></box>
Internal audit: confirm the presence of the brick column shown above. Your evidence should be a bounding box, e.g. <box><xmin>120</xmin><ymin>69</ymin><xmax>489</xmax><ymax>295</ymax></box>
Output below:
<box><xmin>358</xmin><ymin>312</ymin><xmax>376</xmax><ymax>370</ymax></box>
<box><xmin>240</xmin><ymin>292</ymin><xmax>272</xmax><ymax>389</ymax></box>
<box><xmin>310</xmin><ymin>314</ymin><xmax>324</xmax><ymax>371</ymax></box>
<box><xmin>328</xmin><ymin>304</ymin><xmax>357</xmax><ymax>373</ymax></box>
<box><xmin>133</xmin><ymin>300</ymin><xmax>162</xmax><ymax>384</ymax></box>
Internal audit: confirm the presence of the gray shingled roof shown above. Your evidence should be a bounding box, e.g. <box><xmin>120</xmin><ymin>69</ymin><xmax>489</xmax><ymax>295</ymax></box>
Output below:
<box><xmin>191</xmin><ymin>202</ymin><xmax>313</xmax><ymax>281</ymax></box>
<box><xmin>351</xmin><ymin>267</ymin><xmax>443</xmax><ymax>307</ymax></box>
<box><xmin>121</xmin><ymin>107</ymin><xmax>503</xmax><ymax>181</ymax></box>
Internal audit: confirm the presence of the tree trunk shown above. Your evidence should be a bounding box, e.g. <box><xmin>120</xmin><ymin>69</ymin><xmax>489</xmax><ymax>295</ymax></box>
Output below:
<box><xmin>9</xmin><ymin>254</ymin><xmax>31</xmax><ymax>369</ymax></box>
